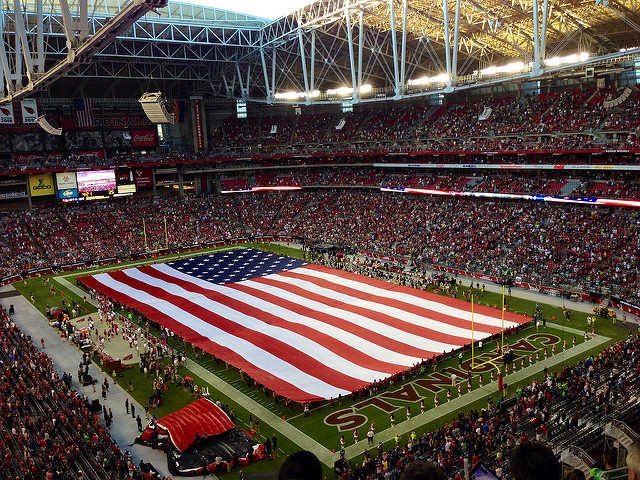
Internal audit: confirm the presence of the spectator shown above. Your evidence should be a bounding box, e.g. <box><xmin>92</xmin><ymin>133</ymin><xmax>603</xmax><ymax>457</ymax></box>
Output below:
<box><xmin>510</xmin><ymin>442</ymin><xmax>561</xmax><ymax>480</ymax></box>
<box><xmin>627</xmin><ymin>442</ymin><xmax>640</xmax><ymax>480</ymax></box>
<box><xmin>278</xmin><ymin>451</ymin><xmax>323</xmax><ymax>480</ymax></box>
<box><xmin>400</xmin><ymin>461</ymin><xmax>447</xmax><ymax>480</ymax></box>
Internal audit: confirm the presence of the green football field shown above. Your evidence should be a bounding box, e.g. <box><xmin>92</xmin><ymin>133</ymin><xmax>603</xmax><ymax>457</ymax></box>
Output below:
<box><xmin>13</xmin><ymin>242</ymin><xmax>630</xmax><ymax>479</ymax></box>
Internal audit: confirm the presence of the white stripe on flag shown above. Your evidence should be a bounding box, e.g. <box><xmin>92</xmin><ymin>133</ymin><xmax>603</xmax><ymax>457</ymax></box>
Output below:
<box><xmin>294</xmin><ymin>266</ymin><xmax>520</xmax><ymax>329</ymax></box>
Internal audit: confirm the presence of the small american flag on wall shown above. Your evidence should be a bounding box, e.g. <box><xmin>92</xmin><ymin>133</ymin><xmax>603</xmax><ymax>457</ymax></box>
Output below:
<box><xmin>73</xmin><ymin>98</ymin><xmax>94</xmax><ymax>128</ymax></box>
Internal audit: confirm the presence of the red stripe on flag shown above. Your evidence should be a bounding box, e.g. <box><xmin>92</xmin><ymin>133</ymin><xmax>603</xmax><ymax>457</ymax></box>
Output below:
<box><xmin>274</xmin><ymin>267</ymin><xmax>499</xmax><ymax>335</ymax></box>
<box><xmin>227</xmin><ymin>282</ymin><xmax>439</xmax><ymax>360</ymax></box>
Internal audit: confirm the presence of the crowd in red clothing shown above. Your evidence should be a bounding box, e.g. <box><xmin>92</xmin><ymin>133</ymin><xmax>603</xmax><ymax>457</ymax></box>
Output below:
<box><xmin>0</xmin><ymin>302</ymin><xmax>166</xmax><ymax>480</ymax></box>
<box><xmin>3</xmin><ymin>189</ymin><xmax>640</xmax><ymax>304</ymax></box>
<box><xmin>2</xmin><ymin>86</ymin><xmax>640</xmax><ymax>173</ymax></box>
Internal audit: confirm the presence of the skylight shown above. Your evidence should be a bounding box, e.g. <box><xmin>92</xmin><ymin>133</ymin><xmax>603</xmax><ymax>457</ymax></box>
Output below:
<box><xmin>178</xmin><ymin>0</ymin><xmax>314</xmax><ymax>20</ymax></box>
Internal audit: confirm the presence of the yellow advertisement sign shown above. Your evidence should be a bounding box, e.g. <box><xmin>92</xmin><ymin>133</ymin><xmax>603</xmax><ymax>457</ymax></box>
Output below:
<box><xmin>28</xmin><ymin>173</ymin><xmax>55</xmax><ymax>196</ymax></box>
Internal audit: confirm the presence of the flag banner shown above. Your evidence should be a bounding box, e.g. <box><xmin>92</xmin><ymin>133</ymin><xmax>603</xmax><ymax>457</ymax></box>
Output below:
<box><xmin>21</xmin><ymin>99</ymin><xmax>38</xmax><ymax>123</ymax></box>
<box><xmin>0</xmin><ymin>102</ymin><xmax>15</xmax><ymax>124</ymax></box>
<box><xmin>172</xmin><ymin>100</ymin><xmax>185</xmax><ymax>123</ymax></box>
<box><xmin>192</xmin><ymin>98</ymin><xmax>203</xmax><ymax>150</ymax></box>
<box><xmin>80</xmin><ymin>249</ymin><xmax>526</xmax><ymax>403</ymax></box>
<box><xmin>37</xmin><ymin>115</ymin><xmax>62</xmax><ymax>135</ymax></box>
<box><xmin>73</xmin><ymin>98</ymin><xmax>94</xmax><ymax>128</ymax></box>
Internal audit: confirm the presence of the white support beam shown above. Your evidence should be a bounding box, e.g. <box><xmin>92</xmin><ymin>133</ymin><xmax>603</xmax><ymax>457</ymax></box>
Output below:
<box><xmin>246</xmin><ymin>64</ymin><xmax>251</xmax><ymax>99</ymax></box>
<box><xmin>451</xmin><ymin>0</ymin><xmax>460</xmax><ymax>79</ymax></box>
<box><xmin>13</xmin><ymin>0</ymin><xmax>35</xmax><ymax>84</ymax></box>
<box><xmin>399</xmin><ymin>0</ymin><xmax>407</xmax><ymax>93</ymax></box>
<box><xmin>388</xmin><ymin>0</ymin><xmax>400</xmax><ymax>97</ymax></box>
<box><xmin>260</xmin><ymin>47</ymin><xmax>271</xmax><ymax>102</ymax></box>
<box><xmin>532</xmin><ymin>0</ymin><xmax>541</xmax><ymax>68</ymax></box>
<box><xmin>79</xmin><ymin>0</ymin><xmax>88</xmax><ymax>41</ymax></box>
<box><xmin>344</xmin><ymin>2</ymin><xmax>358</xmax><ymax>101</ymax></box>
<box><xmin>310</xmin><ymin>29</ymin><xmax>316</xmax><ymax>92</ymax></box>
<box><xmin>297</xmin><ymin>28</ymin><xmax>310</xmax><ymax>101</ymax></box>
<box><xmin>0</xmin><ymin>11</ymin><xmax>12</xmax><ymax>95</ymax></box>
<box><xmin>443</xmin><ymin>0</ymin><xmax>452</xmax><ymax>80</ymax></box>
<box><xmin>357</xmin><ymin>10</ymin><xmax>363</xmax><ymax>94</ymax></box>
<box><xmin>540</xmin><ymin>0</ymin><xmax>549</xmax><ymax>58</ymax></box>
<box><xmin>36</xmin><ymin>0</ymin><xmax>44</xmax><ymax>72</ymax></box>
<box><xmin>222</xmin><ymin>72</ymin><xmax>232</xmax><ymax>97</ymax></box>
<box><xmin>271</xmin><ymin>48</ymin><xmax>276</xmax><ymax>99</ymax></box>
<box><xmin>58</xmin><ymin>0</ymin><xmax>77</xmax><ymax>48</ymax></box>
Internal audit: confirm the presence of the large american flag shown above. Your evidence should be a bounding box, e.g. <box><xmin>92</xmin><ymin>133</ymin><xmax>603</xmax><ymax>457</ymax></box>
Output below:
<box><xmin>80</xmin><ymin>248</ymin><xmax>526</xmax><ymax>403</ymax></box>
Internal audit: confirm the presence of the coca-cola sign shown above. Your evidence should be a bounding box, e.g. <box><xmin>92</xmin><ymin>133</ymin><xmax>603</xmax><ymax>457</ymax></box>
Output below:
<box><xmin>132</xmin><ymin>129</ymin><xmax>157</xmax><ymax>147</ymax></box>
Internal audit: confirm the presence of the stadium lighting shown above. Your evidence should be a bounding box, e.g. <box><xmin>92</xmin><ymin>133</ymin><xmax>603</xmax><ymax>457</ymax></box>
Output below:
<box><xmin>407</xmin><ymin>73</ymin><xmax>449</xmax><ymax>86</ymax></box>
<box><xmin>327</xmin><ymin>84</ymin><xmax>372</xmax><ymax>96</ymax></box>
<box><xmin>544</xmin><ymin>52</ymin><xmax>590</xmax><ymax>66</ymax></box>
<box><xmin>274</xmin><ymin>90</ymin><xmax>320</xmax><ymax>100</ymax></box>
<box><xmin>479</xmin><ymin>61</ymin><xmax>525</xmax><ymax>76</ymax></box>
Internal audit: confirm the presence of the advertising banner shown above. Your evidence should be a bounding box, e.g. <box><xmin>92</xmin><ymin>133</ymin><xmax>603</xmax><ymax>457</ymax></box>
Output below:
<box><xmin>134</xmin><ymin>167</ymin><xmax>153</xmax><ymax>187</ymax></box>
<box><xmin>58</xmin><ymin>188</ymin><xmax>79</xmax><ymax>200</ymax></box>
<box><xmin>56</xmin><ymin>172</ymin><xmax>78</xmax><ymax>190</ymax></box>
<box><xmin>131</xmin><ymin>129</ymin><xmax>157</xmax><ymax>147</ymax></box>
<box><xmin>28</xmin><ymin>173</ymin><xmax>55</xmax><ymax>196</ymax></box>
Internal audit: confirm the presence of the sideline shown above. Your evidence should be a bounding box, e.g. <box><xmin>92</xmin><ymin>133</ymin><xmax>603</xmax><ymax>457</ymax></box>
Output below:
<box><xmin>342</xmin><ymin>330</ymin><xmax>610</xmax><ymax>460</ymax></box>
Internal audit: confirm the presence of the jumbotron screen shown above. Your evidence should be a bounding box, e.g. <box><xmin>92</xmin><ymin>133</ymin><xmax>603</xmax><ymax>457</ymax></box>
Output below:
<box><xmin>77</xmin><ymin>169</ymin><xmax>116</xmax><ymax>193</ymax></box>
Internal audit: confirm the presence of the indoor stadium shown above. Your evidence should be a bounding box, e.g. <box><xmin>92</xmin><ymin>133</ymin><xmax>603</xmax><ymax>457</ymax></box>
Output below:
<box><xmin>0</xmin><ymin>0</ymin><xmax>640</xmax><ymax>479</ymax></box>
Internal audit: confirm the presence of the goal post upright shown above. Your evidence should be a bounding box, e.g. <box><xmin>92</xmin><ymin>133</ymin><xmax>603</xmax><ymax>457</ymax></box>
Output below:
<box><xmin>470</xmin><ymin>286</ymin><xmax>505</xmax><ymax>379</ymax></box>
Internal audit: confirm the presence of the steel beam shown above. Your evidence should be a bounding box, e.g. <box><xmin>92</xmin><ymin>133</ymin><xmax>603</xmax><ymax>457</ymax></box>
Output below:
<box><xmin>345</xmin><ymin>1</ymin><xmax>358</xmax><ymax>100</ymax></box>
<box><xmin>388</xmin><ymin>0</ymin><xmax>400</xmax><ymax>96</ymax></box>
<box><xmin>400</xmin><ymin>0</ymin><xmax>407</xmax><ymax>93</ymax></box>
<box><xmin>443</xmin><ymin>0</ymin><xmax>451</xmax><ymax>79</ymax></box>
<box><xmin>532</xmin><ymin>0</ymin><xmax>540</xmax><ymax>68</ymax></box>
<box><xmin>452</xmin><ymin>0</ymin><xmax>461</xmax><ymax>79</ymax></box>
<box><xmin>298</xmin><ymin>28</ymin><xmax>310</xmax><ymax>100</ymax></box>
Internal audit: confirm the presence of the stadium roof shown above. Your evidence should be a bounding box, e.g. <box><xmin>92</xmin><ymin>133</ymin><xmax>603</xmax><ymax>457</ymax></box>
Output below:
<box><xmin>1</xmin><ymin>0</ymin><xmax>640</xmax><ymax>104</ymax></box>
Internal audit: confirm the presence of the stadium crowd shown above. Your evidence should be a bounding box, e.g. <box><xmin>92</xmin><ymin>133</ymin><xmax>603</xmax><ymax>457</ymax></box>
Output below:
<box><xmin>2</xmin><ymin>189</ymin><xmax>640</xmax><ymax>304</ymax></box>
<box><xmin>2</xmin><ymin>86</ymin><xmax>640</xmax><ymax>173</ymax></box>
<box><xmin>0</xmin><ymin>301</ymin><xmax>167</xmax><ymax>480</ymax></box>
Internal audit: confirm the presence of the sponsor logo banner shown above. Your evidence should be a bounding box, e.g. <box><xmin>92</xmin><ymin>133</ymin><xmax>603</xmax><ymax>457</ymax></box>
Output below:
<box><xmin>131</xmin><ymin>129</ymin><xmax>157</xmax><ymax>147</ymax></box>
<box><xmin>56</xmin><ymin>172</ymin><xmax>78</xmax><ymax>190</ymax></box>
<box><xmin>14</xmin><ymin>153</ymin><xmax>43</xmax><ymax>163</ymax></box>
<box><xmin>28</xmin><ymin>173</ymin><xmax>55</xmax><ymax>196</ymax></box>
<box><xmin>134</xmin><ymin>167</ymin><xmax>153</xmax><ymax>187</ymax></box>
<box><xmin>58</xmin><ymin>188</ymin><xmax>79</xmax><ymax>199</ymax></box>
